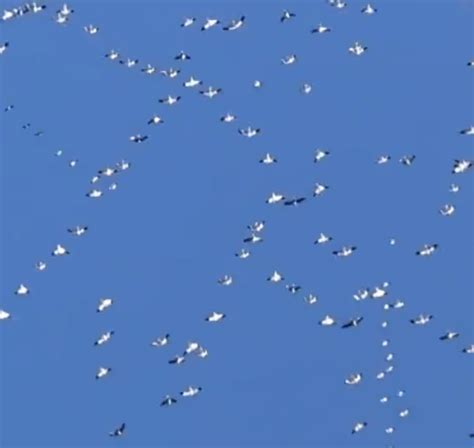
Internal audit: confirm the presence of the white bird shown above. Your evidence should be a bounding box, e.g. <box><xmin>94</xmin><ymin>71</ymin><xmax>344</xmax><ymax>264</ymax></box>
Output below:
<box><xmin>319</xmin><ymin>315</ymin><xmax>336</xmax><ymax>326</ymax></box>
<box><xmin>399</xmin><ymin>409</ymin><xmax>409</xmax><ymax>418</ymax></box>
<box><xmin>68</xmin><ymin>225</ymin><xmax>88</xmax><ymax>237</ymax></box>
<box><xmin>439</xmin><ymin>331</ymin><xmax>459</xmax><ymax>341</ymax></box>
<box><xmin>382</xmin><ymin>339</ymin><xmax>390</xmax><ymax>347</ymax></box>
<box><xmin>304</xmin><ymin>294</ymin><xmax>318</xmax><ymax>305</ymax></box>
<box><xmin>243</xmin><ymin>233</ymin><xmax>263</xmax><ymax>244</ymax></box>
<box><xmin>181</xmin><ymin>17</ymin><xmax>196</xmax><ymax>28</ymax></box>
<box><xmin>377</xmin><ymin>155</ymin><xmax>391</xmax><ymax>164</ymax></box>
<box><xmin>459</xmin><ymin>125</ymin><xmax>474</xmax><ymax>135</ymax></box>
<box><xmin>183</xmin><ymin>341</ymin><xmax>200</xmax><ymax>355</ymax></box>
<box><xmin>197</xmin><ymin>346</ymin><xmax>209</xmax><ymax>358</ymax></box>
<box><xmin>117</xmin><ymin>160</ymin><xmax>131</xmax><ymax>171</ymax></box>
<box><xmin>221</xmin><ymin>113</ymin><xmax>236</xmax><ymax>123</ymax></box>
<box><xmin>218</xmin><ymin>275</ymin><xmax>233</xmax><ymax>286</ymax></box>
<box><xmin>235</xmin><ymin>249</ymin><xmax>251</xmax><ymax>259</ymax></box>
<box><xmin>159</xmin><ymin>95</ymin><xmax>181</xmax><ymax>106</ymax></box>
<box><xmin>397</xmin><ymin>390</ymin><xmax>405</xmax><ymax>397</ymax></box>
<box><xmin>345</xmin><ymin>373</ymin><xmax>363</xmax><ymax>385</ymax></box>
<box><xmin>416</xmin><ymin>243</ymin><xmax>438</xmax><ymax>256</ymax></box>
<box><xmin>200</xmin><ymin>86</ymin><xmax>222</xmax><ymax>99</ymax></box>
<box><xmin>280</xmin><ymin>10</ymin><xmax>296</xmax><ymax>22</ymax></box>
<box><xmin>286</xmin><ymin>284</ymin><xmax>301</xmax><ymax>294</ymax></box>
<box><xmin>311</xmin><ymin>24</ymin><xmax>331</xmax><ymax>33</ymax></box>
<box><xmin>248</xmin><ymin>220</ymin><xmax>265</xmax><ymax>233</ymax></box>
<box><xmin>352</xmin><ymin>422</ymin><xmax>367</xmax><ymax>434</ymax></box>
<box><xmin>329</xmin><ymin>0</ymin><xmax>347</xmax><ymax>9</ymax></box>
<box><xmin>333</xmin><ymin>246</ymin><xmax>357</xmax><ymax>257</ymax></box>
<box><xmin>462</xmin><ymin>344</ymin><xmax>474</xmax><ymax>354</ymax></box>
<box><xmin>452</xmin><ymin>159</ymin><xmax>473</xmax><ymax>174</ymax></box>
<box><xmin>267</xmin><ymin>271</ymin><xmax>284</xmax><ymax>283</ymax></box>
<box><xmin>148</xmin><ymin>115</ymin><xmax>164</xmax><ymax>125</ymax></box>
<box><xmin>15</xmin><ymin>284</ymin><xmax>29</xmax><ymax>296</ymax></box>
<box><xmin>68</xmin><ymin>159</ymin><xmax>78</xmax><ymax>168</ymax></box>
<box><xmin>105</xmin><ymin>50</ymin><xmax>120</xmax><ymax>61</ymax></box>
<box><xmin>266</xmin><ymin>192</ymin><xmax>285</xmax><ymax>204</ymax></box>
<box><xmin>84</xmin><ymin>24</ymin><xmax>99</xmax><ymax>34</ymax></box>
<box><xmin>313</xmin><ymin>183</ymin><xmax>329</xmax><ymax>196</ymax></box>
<box><xmin>353</xmin><ymin>288</ymin><xmax>369</xmax><ymax>301</ymax></box>
<box><xmin>57</xmin><ymin>4</ymin><xmax>74</xmax><ymax>16</ymax></box>
<box><xmin>160</xmin><ymin>67</ymin><xmax>180</xmax><ymax>78</ymax></box>
<box><xmin>205</xmin><ymin>311</ymin><xmax>226</xmax><ymax>322</ymax></box>
<box><xmin>169</xmin><ymin>354</ymin><xmax>186</xmax><ymax>365</ymax></box>
<box><xmin>109</xmin><ymin>184</ymin><xmax>117</xmax><ymax>193</ymax></box>
<box><xmin>380</xmin><ymin>396</ymin><xmax>389</xmax><ymax>403</ymax></box>
<box><xmin>400</xmin><ymin>155</ymin><xmax>416</xmax><ymax>166</ymax></box>
<box><xmin>314</xmin><ymin>149</ymin><xmax>330</xmax><ymax>163</ymax></box>
<box><xmin>95</xmin><ymin>331</ymin><xmax>114</xmax><ymax>346</ymax></box>
<box><xmin>99</xmin><ymin>167</ymin><xmax>117</xmax><ymax>177</ymax></box>
<box><xmin>119</xmin><ymin>58</ymin><xmax>139</xmax><ymax>68</ymax></box>
<box><xmin>183</xmin><ymin>76</ymin><xmax>202</xmax><ymax>88</ymax></box>
<box><xmin>201</xmin><ymin>18</ymin><xmax>220</xmax><ymax>31</ymax></box>
<box><xmin>0</xmin><ymin>42</ymin><xmax>9</xmax><ymax>55</ymax></box>
<box><xmin>449</xmin><ymin>183</ymin><xmax>460</xmax><ymax>193</ymax></box>
<box><xmin>160</xmin><ymin>395</ymin><xmax>177</xmax><ymax>406</ymax></box>
<box><xmin>151</xmin><ymin>334</ymin><xmax>170</xmax><ymax>347</ymax></box>
<box><xmin>175</xmin><ymin>51</ymin><xmax>191</xmax><ymax>61</ymax></box>
<box><xmin>96</xmin><ymin>366</ymin><xmax>111</xmax><ymax>379</ymax></box>
<box><xmin>410</xmin><ymin>314</ymin><xmax>433</xmax><ymax>325</ymax></box>
<box><xmin>362</xmin><ymin>4</ymin><xmax>377</xmax><ymax>14</ymax></box>
<box><xmin>301</xmin><ymin>83</ymin><xmax>312</xmax><ymax>94</ymax></box>
<box><xmin>467</xmin><ymin>60</ymin><xmax>474</xmax><ymax>67</ymax></box>
<box><xmin>109</xmin><ymin>423</ymin><xmax>125</xmax><ymax>437</ymax></box>
<box><xmin>239</xmin><ymin>127</ymin><xmax>260</xmax><ymax>138</ymax></box>
<box><xmin>87</xmin><ymin>189</ymin><xmax>103</xmax><ymax>198</ymax></box>
<box><xmin>223</xmin><ymin>16</ymin><xmax>245</xmax><ymax>31</ymax></box>
<box><xmin>55</xmin><ymin>13</ymin><xmax>68</xmax><ymax>24</ymax></box>
<box><xmin>260</xmin><ymin>153</ymin><xmax>277</xmax><ymax>164</ymax></box>
<box><xmin>389</xmin><ymin>238</ymin><xmax>396</xmax><ymax>246</ymax></box>
<box><xmin>371</xmin><ymin>282</ymin><xmax>389</xmax><ymax>299</ymax></box>
<box><xmin>52</xmin><ymin>244</ymin><xmax>69</xmax><ymax>256</ymax></box>
<box><xmin>97</xmin><ymin>298</ymin><xmax>113</xmax><ymax>313</ymax></box>
<box><xmin>314</xmin><ymin>233</ymin><xmax>332</xmax><ymax>245</ymax></box>
<box><xmin>385</xmin><ymin>427</ymin><xmax>395</xmax><ymax>434</ymax></box>
<box><xmin>386</xmin><ymin>353</ymin><xmax>394</xmax><ymax>362</ymax></box>
<box><xmin>2</xmin><ymin>10</ymin><xmax>15</xmax><ymax>21</ymax></box>
<box><xmin>181</xmin><ymin>386</ymin><xmax>202</xmax><ymax>397</ymax></box>
<box><xmin>385</xmin><ymin>365</ymin><xmax>394</xmax><ymax>373</ymax></box>
<box><xmin>381</xmin><ymin>321</ymin><xmax>389</xmax><ymax>328</ymax></box>
<box><xmin>341</xmin><ymin>317</ymin><xmax>364</xmax><ymax>329</ymax></box>
<box><xmin>253</xmin><ymin>80</ymin><xmax>263</xmax><ymax>88</ymax></box>
<box><xmin>142</xmin><ymin>64</ymin><xmax>157</xmax><ymax>75</ymax></box>
<box><xmin>439</xmin><ymin>204</ymin><xmax>455</xmax><ymax>216</ymax></box>
<box><xmin>129</xmin><ymin>134</ymin><xmax>148</xmax><ymax>143</ymax></box>
<box><xmin>384</xmin><ymin>299</ymin><xmax>405</xmax><ymax>310</ymax></box>
<box><xmin>281</xmin><ymin>54</ymin><xmax>297</xmax><ymax>65</ymax></box>
<box><xmin>349</xmin><ymin>42</ymin><xmax>367</xmax><ymax>56</ymax></box>
<box><xmin>35</xmin><ymin>261</ymin><xmax>47</xmax><ymax>271</ymax></box>
<box><xmin>0</xmin><ymin>309</ymin><xmax>11</xmax><ymax>320</ymax></box>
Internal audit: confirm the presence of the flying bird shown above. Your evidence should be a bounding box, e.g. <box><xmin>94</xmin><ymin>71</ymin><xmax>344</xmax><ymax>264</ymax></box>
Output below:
<box><xmin>352</xmin><ymin>422</ymin><xmax>367</xmax><ymax>434</ymax></box>
<box><xmin>311</xmin><ymin>24</ymin><xmax>331</xmax><ymax>33</ymax></box>
<box><xmin>284</xmin><ymin>197</ymin><xmax>306</xmax><ymax>206</ymax></box>
<box><xmin>95</xmin><ymin>331</ymin><xmax>114</xmax><ymax>346</ymax></box>
<box><xmin>281</xmin><ymin>54</ymin><xmax>297</xmax><ymax>65</ymax></box>
<box><xmin>205</xmin><ymin>311</ymin><xmax>226</xmax><ymax>322</ymax></box>
<box><xmin>260</xmin><ymin>153</ymin><xmax>277</xmax><ymax>164</ymax></box>
<box><xmin>341</xmin><ymin>317</ymin><xmax>364</xmax><ymax>329</ymax></box>
<box><xmin>239</xmin><ymin>127</ymin><xmax>260</xmax><ymax>138</ymax></box>
<box><xmin>183</xmin><ymin>76</ymin><xmax>202</xmax><ymax>88</ymax></box>
<box><xmin>201</xmin><ymin>18</ymin><xmax>220</xmax><ymax>31</ymax></box>
<box><xmin>280</xmin><ymin>10</ymin><xmax>296</xmax><ymax>22</ymax></box>
<box><xmin>319</xmin><ymin>315</ymin><xmax>336</xmax><ymax>326</ymax></box>
<box><xmin>349</xmin><ymin>42</ymin><xmax>367</xmax><ymax>56</ymax></box>
<box><xmin>129</xmin><ymin>134</ymin><xmax>148</xmax><ymax>143</ymax></box>
<box><xmin>168</xmin><ymin>355</ymin><xmax>186</xmax><ymax>365</ymax></box>
<box><xmin>160</xmin><ymin>395</ymin><xmax>177</xmax><ymax>406</ymax></box>
<box><xmin>416</xmin><ymin>243</ymin><xmax>438</xmax><ymax>256</ymax></box>
<box><xmin>0</xmin><ymin>309</ymin><xmax>11</xmax><ymax>320</ymax></box>
<box><xmin>314</xmin><ymin>233</ymin><xmax>332</xmax><ymax>245</ymax></box>
<box><xmin>15</xmin><ymin>284</ymin><xmax>29</xmax><ymax>296</ymax></box>
<box><xmin>159</xmin><ymin>95</ymin><xmax>181</xmax><ymax>105</ymax></box>
<box><xmin>181</xmin><ymin>17</ymin><xmax>196</xmax><ymax>28</ymax></box>
<box><xmin>0</xmin><ymin>42</ymin><xmax>9</xmax><ymax>55</ymax></box>
<box><xmin>96</xmin><ymin>367</ymin><xmax>111</xmax><ymax>379</ymax></box>
<box><xmin>200</xmin><ymin>86</ymin><xmax>222</xmax><ymax>99</ymax></box>
<box><xmin>361</xmin><ymin>4</ymin><xmax>377</xmax><ymax>14</ymax></box>
<box><xmin>439</xmin><ymin>331</ymin><xmax>459</xmax><ymax>341</ymax></box>
<box><xmin>267</xmin><ymin>271</ymin><xmax>284</xmax><ymax>283</ymax></box>
<box><xmin>86</xmin><ymin>189</ymin><xmax>103</xmax><ymax>198</ymax></box>
<box><xmin>266</xmin><ymin>193</ymin><xmax>285</xmax><ymax>204</ymax></box>
<box><xmin>52</xmin><ymin>244</ymin><xmax>69</xmax><ymax>256</ymax></box>
<box><xmin>400</xmin><ymin>155</ymin><xmax>416</xmax><ymax>166</ymax></box>
<box><xmin>151</xmin><ymin>334</ymin><xmax>170</xmax><ymax>347</ymax></box>
<box><xmin>410</xmin><ymin>314</ymin><xmax>433</xmax><ymax>325</ymax></box>
<box><xmin>84</xmin><ymin>24</ymin><xmax>99</xmax><ymax>34</ymax></box>
<box><xmin>175</xmin><ymin>51</ymin><xmax>191</xmax><ymax>61</ymax></box>
<box><xmin>109</xmin><ymin>423</ymin><xmax>125</xmax><ymax>437</ymax></box>
<box><xmin>345</xmin><ymin>373</ymin><xmax>363</xmax><ymax>385</ymax></box>
<box><xmin>97</xmin><ymin>298</ymin><xmax>113</xmax><ymax>313</ymax></box>
<box><xmin>333</xmin><ymin>246</ymin><xmax>357</xmax><ymax>257</ymax></box>
<box><xmin>223</xmin><ymin>16</ymin><xmax>245</xmax><ymax>31</ymax></box>
<box><xmin>148</xmin><ymin>115</ymin><xmax>164</xmax><ymax>125</ymax></box>
<box><xmin>180</xmin><ymin>386</ymin><xmax>202</xmax><ymax>397</ymax></box>
<box><xmin>68</xmin><ymin>225</ymin><xmax>88</xmax><ymax>237</ymax></box>
<box><xmin>459</xmin><ymin>125</ymin><xmax>474</xmax><ymax>135</ymax></box>
<box><xmin>221</xmin><ymin>113</ymin><xmax>236</xmax><ymax>123</ymax></box>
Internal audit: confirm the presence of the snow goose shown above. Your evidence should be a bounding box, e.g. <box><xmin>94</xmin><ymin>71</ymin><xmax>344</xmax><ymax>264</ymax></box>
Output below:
<box><xmin>205</xmin><ymin>311</ymin><xmax>226</xmax><ymax>322</ymax></box>
<box><xmin>52</xmin><ymin>244</ymin><xmax>69</xmax><ymax>256</ymax></box>
<box><xmin>151</xmin><ymin>334</ymin><xmax>170</xmax><ymax>347</ymax></box>
<box><xmin>97</xmin><ymin>298</ymin><xmax>113</xmax><ymax>313</ymax></box>
<box><xmin>223</xmin><ymin>16</ymin><xmax>245</xmax><ymax>31</ymax></box>
<box><xmin>181</xmin><ymin>386</ymin><xmax>202</xmax><ymax>397</ymax></box>
<box><xmin>94</xmin><ymin>331</ymin><xmax>114</xmax><ymax>346</ymax></box>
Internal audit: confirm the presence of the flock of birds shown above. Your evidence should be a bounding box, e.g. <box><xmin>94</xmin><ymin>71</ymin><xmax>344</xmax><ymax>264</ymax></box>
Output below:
<box><xmin>1</xmin><ymin>1</ymin><xmax>473</xmax><ymax>445</ymax></box>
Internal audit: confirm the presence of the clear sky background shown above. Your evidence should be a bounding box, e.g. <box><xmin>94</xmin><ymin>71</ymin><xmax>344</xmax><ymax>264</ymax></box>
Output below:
<box><xmin>1</xmin><ymin>1</ymin><xmax>473</xmax><ymax>447</ymax></box>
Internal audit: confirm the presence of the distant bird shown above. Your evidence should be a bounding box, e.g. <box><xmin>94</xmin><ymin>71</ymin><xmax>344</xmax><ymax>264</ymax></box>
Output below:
<box><xmin>169</xmin><ymin>355</ymin><xmax>186</xmax><ymax>365</ymax></box>
<box><xmin>345</xmin><ymin>373</ymin><xmax>362</xmax><ymax>385</ymax></box>
<box><xmin>462</xmin><ymin>344</ymin><xmax>474</xmax><ymax>354</ymax></box>
<box><xmin>52</xmin><ymin>244</ymin><xmax>69</xmax><ymax>256</ymax></box>
<box><xmin>239</xmin><ymin>127</ymin><xmax>260</xmax><ymax>138</ymax></box>
<box><xmin>400</xmin><ymin>155</ymin><xmax>416</xmax><ymax>166</ymax></box>
<box><xmin>2</xmin><ymin>10</ymin><xmax>14</xmax><ymax>21</ymax></box>
<box><xmin>410</xmin><ymin>314</ymin><xmax>433</xmax><ymax>325</ymax></box>
<box><xmin>376</xmin><ymin>371</ymin><xmax>385</xmax><ymax>380</ymax></box>
<box><xmin>205</xmin><ymin>311</ymin><xmax>225</xmax><ymax>322</ymax></box>
<box><xmin>129</xmin><ymin>134</ymin><xmax>148</xmax><ymax>143</ymax></box>
<box><xmin>181</xmin><ymin>386</ymin><xmax>202</xmax><ymax>397</ymax></box>
<box><xmin>142</xmin><ymin>64</ymin><xmax>157</xmax><ymax>75</ymax></box>
<box><xmin>183</xmin><ymin>341</ymin><xmax>200</xmax><ymax>355</ymax></box>
<box><xmin>99</xmin><ymin>167</ymin><xmax>117</xmax><ymax>177</ymax></box>
<box><xmin>439</xmin><ymin>331</ymin><xmax>459</xmax><ymax>341</ymax></box>
<box><xmin>68</xmin><ymin>225</ymin><xmax>88</xmax><ymax>236</ymax></box>
<box><xmin>35</xmin><ymin>261</ymin><xmax>47</xmax><ymax>271</ymax></box>
<box><xmin>371</xmin><ymin>282</ymin><xmax>389</xmax><ymax>299</ymax></box>
<box><xmin>109</xmin><ymin>183</ymin><xmax>118</xmax><ymax>191</ymax></box>
<box><xmin>218</xmin><ymin>275</ymin><xmax>233</xmax><ymax>286</ymax></box>
<box><xmin>95</xmin><ymin>331</ymin><xmax>114</xmax><ymax>346</ymax></box>
<box><xmin>105</xmin><ymin>50</ymin><xmax>120</xmax><ymax>61</ymax></box>
<box><xmin>0</xmin><ymin>309</ymin><xmax>11</xmax><ymax>320</ymax></box>
<box><xmin>197</xmin><ymin>346</ymin><xmax>209</xmax><ymax>358</ymax></box>
<box><xmin>415</xmin><ymin>243</ymin><xmax>438</xmax><ymax>256</ymax></box>
<box><xmin>333</xmin><ymin>246</ymin><xmax>357</xmax><ymax>257</ymax></box>
<box><xmin>0</xmin><ymin>42</ymin><xmax>9</xmax><ymax>55</ymax></box>
<box><xmin>54</xmin><ymin>13</ymin><xmax>68</xmax><ymax>24</ymax></box>
<box><xmin>248</xmin><ymin>221</ymin><xmax>265</xmax><ymax>233</ymax></box>
<box><xmin>459</xmin><ymin>125</ymin><xmax>474</xmax><ymax>135</ymax></box>
<box><xmin>260</xmin><ymin>153</ymin><xmax>277</xmax><ymax>164</ymax></box>
<box><xmin>221</xmin><ymin>113</ymin><xmax>236</xmax><ymax>123</ymax></box>
<box><xmin>352</xmin><ymin>422</ymin><xmax>367</xmax><ymax>434</ymax></box>
<box><xmin>281</xmin><ymin>54</ymin><xmax>297</xmax><ymax>65</ymax></box>
<box><xmin>384</xmin><ymin>300</ymin><xmax>405</xmax><ymax>310</ymax></box>
<box><xmin>319</xmin><ymin>315</ymin><xmax>336</xmax><ymax>326</ymax></box>
<box><xmin>304</xmin><ymin>294</ymin><xmax>318</xmax><ymax>305</ymax></box>
<box><xmin>15</xmin><ymin>284</ymin><xmax>29</xmax><ymax>296</ymax></box>
<box><xmin>439</xmin><ymin>204</ymin><xmax>455</xmax><ymax>216</ymax></box>
<box><xmin>286</xmin><ymin>284</ymin><xmax>301</xmax><ymax>294</ymax></box>
<box><xmin>314</xmin><ymin>233</ymin><xmax>332</xmax><ymax>245</ymax></box>
<box><xmin>313</xmin><ymin>183</ymin><xmax>329</xmax><ymax>196</ymax></box>
<box><xmin>183</xmin><ymin>76</ymin><xmax>202</xmax><ymax>88</ymax></box>
<box><xmin>253</xmin><ymin>80</ymin><xmax>263</xmax><ymax>88</ymax></box>
<box><xmin>201</xmin><ymin>18</ymin><xmax>220</xmax><ymax>31</ymax></box>
<box><xmin>353</xmin><ymin>288</ymin><xmax>369</xmax><ymax>301</ymax></box>
<box><xmin>96</xmin><ymin>367</ymin><xmax>111</xmax><ymax>379</ymax></box>
<box><xmin>449</xmin><ymin>183</ymin><xmax>460</xmax><ymax>193</ymax></box>
<box><xmin>385</xmin><ymin>427</ymin><xmax>395</xmax><ymax>434</ymax></box>
<box><xmin>148</xmin><ymin>115</ymin><xmax>164</xmax><ymax>125</ymax></box>
<box><xmin>86</xmin><ymin>189</ymin><xmax>103</xmax><ymax>198</ymax></box>
<box><xmin>284</xmin><ymin>197</ymin><xmax>306</xmax><ymax>206</ymax></box>
<box><xmin>349</xmin><ymin>42</ymin><xmax>367</xmax><ymax>56</ymax></box>
<box><xmin>97</xmin><ymin>298</ymin><xmax>113</xmax><ymax>313</ymax></box>
<box><xmin>399</xmin><ymin>409</ymin><xmax>409</xmax><ymax>418</ymax></box>
<box><xmin>223</xmin><ymin>16</ymin><xmax>245</xmax><ymax>31</ymax></box>
<box><xmin>57</xmin><ymin>4</ymin><xmax>74</xmax><ymax>16</ymax></box>
<box><xmin>267</xmin><ymin>271</ymin><xmax>284</xmax><ymax>283</ymax></box>
<box><xmin>84</xmin><ymin>24</ymin><xmax>99</xmax><ymax>34</ymax></box>
<box><xmin>243</xmin><ymin>233</ymin><xmax>263</xmax><ymax>244</ymax></box>
<box><xmin>467</xmin><ymin>60</ymin><xmax>474</xmax><ymax>67</ymax></box>
<box><xmin>151</xmin><ymin>334</ymin><xmax>170</xmax><ymax>347</ymax></box>
<box><xmin>4</xmin><ymin>104</ymin><xmax>14</xmax><ymax>112</ymax></box>
<box><xmin>160</xmin><ymin>67</ymin><xmax>180</xmax><ymax>78</ymax></box>
<box><xmin>68</xmin><ymin>159</ymin><xmax>78</xmax><ymax>168</ymax></box>
<box><xmin>280</xmin><ymin>10</ymin><xmax>296</xmax><ymax>22</ymax></box>
<box><xmin>117</xmin><ymin>160</ymin><xmax>131</xmax><ymax>171</ymax></box>
<box><xmin>380</xmin><ymin>396</ymin><xmax>389</xmax><ymax>403</ymax></box>
<box><xmin>314</xmin><ymin>149</ymin><xmax>330</xmax><ymax>163</ymax></box>
<box><xmin>341</xmin><ymin>317</ymin><xmax>363</xmax><ymax>329</ymax></box>
<box><xmin>109</xmin><ymin>423</ymin><xmax>125</xmax><ymax>437</ymax></box>
<box><xmin>452</xmin><ymin>159</ymin><xmax>473</xmax><ymax>174</ymax></box>
<box><xmin>181</xmin><ymin>17</ymin><xmax>196</xmax><ymax>28</ymax></box>
<box><xmin>266</xmin><ymin>193</ymin><xmax>285</xmax><ymax>204</ymax></box>
<box><xmin>312</xmin><ymin>23</ymin><xmax>331</xmax><ymax>33</ymax></box>
<box><xmin>119</xmin><ymin>58</ymin><xmax>139</xmax><ymax>68</ymax></box>
<box><xmin>200</xmin><ymin>86</ymin><xmax>222</xmax><ymax>99</ymax></box>
<box><xmin>377</xmin><ymin>155</ymin><xmax>391</xmax><ymax>164</ymax></box>
<box><xmin>175</xmin><ymin>51</ymin><xmax>191</xmax><ymax>61</ymax></box>
<box><xmin>361</xmin><ymin>4</ymin><xmax>377</xmax><ymax>14</ymax></box>
<box><xmin>160</xmin><ymin>395</ymin><xmax>177</xmax><ymax>406</ymax></box>
<box><xmin>301</xmin><ymin>83</ymin><xmax>312</xmax><ymax>94</ymax></box>
<box><xmin>159</xmin><ymin>95</ymin><xmax>181</xmax><ymax>105</ymax></box>
<box><xmin>235</xmin><ymin>249</ymin><xmax>251</xmax><ymax>259</ymax></box>
<box><xmin>34</xmin><ymin>130</ymin><xmax>44</xmax><ymax>137</ymax></box>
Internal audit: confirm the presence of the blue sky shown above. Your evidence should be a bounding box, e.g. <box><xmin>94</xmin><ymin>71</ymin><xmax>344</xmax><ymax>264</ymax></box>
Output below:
<box><xmin>1</xmin><ymin>0</ymin><xmax>473</xmax><ymax>447</ymax></box>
